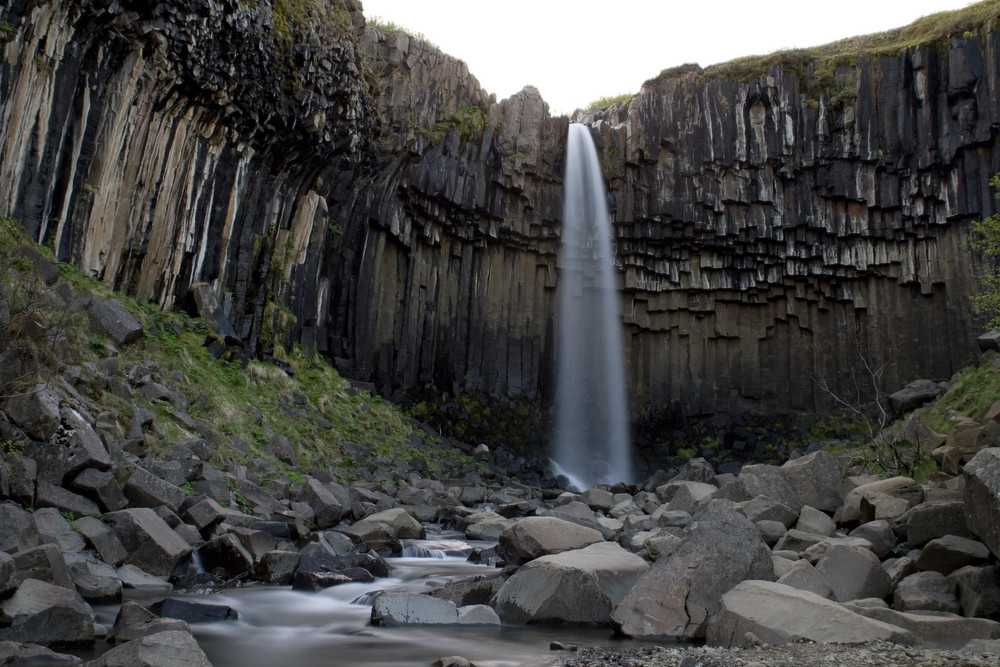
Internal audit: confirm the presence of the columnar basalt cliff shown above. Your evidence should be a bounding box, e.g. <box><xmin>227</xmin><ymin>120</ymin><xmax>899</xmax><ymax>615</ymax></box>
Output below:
<box><xmin>2</xmin><ymin>0</ymin><xmax>998</xmax><ymax>445</ymax></box>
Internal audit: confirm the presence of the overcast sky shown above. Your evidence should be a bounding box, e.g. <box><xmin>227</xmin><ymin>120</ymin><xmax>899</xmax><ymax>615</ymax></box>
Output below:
<box><xmin>360</xmin><ymin>1</ymin><xmax>975</xmax><ymax>114</ymax></box>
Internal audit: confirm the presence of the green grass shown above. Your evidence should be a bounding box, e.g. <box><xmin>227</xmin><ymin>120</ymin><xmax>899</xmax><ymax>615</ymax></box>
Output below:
<box><xmin>914</xmin><ymin>361</ymin><xmax>1000</xmax><ymax>434</ymax></box>
<box><xmin>586</xmin><ymin>92</ymin><xmax>635</xmax><ymax>110</ymax></box>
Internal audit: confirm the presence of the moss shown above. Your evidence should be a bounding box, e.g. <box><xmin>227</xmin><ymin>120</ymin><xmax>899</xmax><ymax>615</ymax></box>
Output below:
<box><xmin>586</xmin><ymin>92</ymin><xmax>635</xmax><ymax>111</ymax></box>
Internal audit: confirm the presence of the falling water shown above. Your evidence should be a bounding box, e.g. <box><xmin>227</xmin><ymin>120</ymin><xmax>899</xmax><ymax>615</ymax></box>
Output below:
<box><xmin>552</xmin><ymin>123</ymin><xmax>633</xmax><ymax>491</ymax></box>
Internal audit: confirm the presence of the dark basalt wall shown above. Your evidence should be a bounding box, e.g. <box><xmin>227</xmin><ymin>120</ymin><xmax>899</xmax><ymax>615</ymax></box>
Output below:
<box><xmin>1</xmin><ymin>0</ymin><xmax>998</xmax><ymax>435</ymax></box>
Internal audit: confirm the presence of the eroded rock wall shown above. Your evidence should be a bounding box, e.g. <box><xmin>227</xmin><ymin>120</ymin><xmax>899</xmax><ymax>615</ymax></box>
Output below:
<box><xmin>1</xmin><ymin>0</ymin><xmax>998</xmax><ymax>431</ymax></box>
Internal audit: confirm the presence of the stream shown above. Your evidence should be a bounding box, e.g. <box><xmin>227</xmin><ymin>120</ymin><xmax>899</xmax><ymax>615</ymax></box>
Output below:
<box><xmin>90</xmin><ymin>533</ymin><xmax>646</xmax><ymax>666</ymax></box>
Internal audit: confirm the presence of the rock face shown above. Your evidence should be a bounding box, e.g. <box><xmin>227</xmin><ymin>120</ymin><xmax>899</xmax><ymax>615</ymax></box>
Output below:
<box><xmin>1</xmin><ymin>0</ymin><xmax>997</xmax><ymax>442</ymax></box>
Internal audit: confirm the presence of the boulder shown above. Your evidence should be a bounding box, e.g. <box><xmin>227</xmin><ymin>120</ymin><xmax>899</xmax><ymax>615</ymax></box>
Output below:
<box><xmin>835</xmin><ymin>476</ymin><xmax>923</xmax><ymax>525</ymax></box>
<box><xmin>935</xmin><ymin>420</ymin><xmax>998</xmax><ymax>475</ymax></box>
<box><xmin>894</xmin><ymin>571</ymin><xmax>960</xmax><ymax>613</ymax></box>
<box><xmin>182</xmin><ymin>497</ymin><xmax>227</xmax><ymax>535</ymax></box>
<box><xmin>544</xmin><ymin>501</ymin><xmax>615</xmax><ymax>538</ymax></box>
<box><xmin>150</xmin><ymin>598</ymin><xmax>238</xmax><ymax>623</ymax></box>
<box><xmin>3</xmin><ymin>384</ymin><xmax>61</xmax><ymax>441</ymax></box>
<box><xmin>902</xmin><ymin>501</ymin><xmax>970</xmax><ymax>548</ymax></box>
<box><xmin>65</xmin><ymin>552</ymin><xmax>123</xmax><ymax>604</ymax></box>
<box><xmin>12</xmin><ymin>543</ymin><xmax>73</xmax><ymax>590</ymax></box>
<box><xmin>705</xmin><ymin>580</ymin><xmax>915</xmax><ymax>648</ymax></box>
<box><xmin>73</xmin><ymin>516</ymin><xmax>128</xmax><ymax>566</ymax></box>
<box><xmin>915</xmin><ymin>535</ymin><xmax>990</xmax><ymax>575</ymax></box>
<box><xmin>69</xmin><ymin>468</ymin><xmax>127</xmax><ymax>513</ymax></box>
<box><xmin>0</xmin><ymin>640</ymin><xmax>81</xmax><ymax>664</ymax></box>
<box><xmin>356</xmin><ymin>507</ymin><xmax>425</xmax><ymax>539</ymax></box>
<box><xmin>964</xmin><ymin>448</ymin><xmax>1000</xmax><ymax>558</ymax></box>
<box><xmin>795</xmin><ymin>506</ymin><xmax>836</xmax><ymax>536</ymax></box>
<box><xmin>494</xmin><ymin>542</ymin><xmax>649</xmax><ymax>624</ymax></box>
<box><xmin>889</xmin><ymin>380</ymin><xmax>944</xmax><ymax>414</ymax></box>
<box><xmin>86</xmin><ymin>630</ymin><xmax>212</xmax><ymax>666</ymax></box>
<box><xmin>0</xmin><ymin>578</ymin><xmax>96</xmax><ymax>647</ymax></box>
<box><xmin>87</xmin><ymin>299</ymin><xmax>144</xmax><ymax>346</ymax></box>
<box><xmin>32</xmin><ymin>507</ymin><xmax>85</xmax><ymax>553</ymax></box>
<box><xmin>104</xmin><ymin>508</ymin><xmax>192</xmax><ymax>577</ymax></box>
<box><xmin>656</xmin><ymin>480</ymin><xmax>717</xmax><ymax>513</ymax></box>
<box><xmin>297</xmin><ymin>479</ymin><xmax>348</xmax><ymax>529</ymax></box>
<box><xmin>950</xmin><ymin>565</ymin><xmax>1000</xmax><ymax>619</ymax></box>
<box><xmin>458</xmin><ymin>511</ymin><xmax>512</xmax><ymax>541</ymax></box>
<box><xmin>371</xmin><ymin>593</ymin><xmax>461</xmax><ymax>626</ymax></box>
<box><xmin>609</xmin><ymin>501</ymin><xmax>774</xmax><ymax>640</ymax></box>
<box><xmin>580</xmin><ymin>488</ymin><xmax>615</xmax><ymax>512</ymax></box>
<box><xmin>776</xmin><ymin>558</ymin><xmax>835</xmax><ymax>599</ymax></box>
<box><xmin>108</xmin><ymin>600</ymin><xmax>191</xmax><ymax>642</ymax></box>
<box><xmin>115</xmin><ymin>565</ymin><xmax>172</xmax><ymax>592</ymax></box>
<box><xmin>34</xmin><ymin>481</ymin><xmax>101</xmax><ymax>517</ymax></box>
<box><xmin>122</xmin><ymin>467</ymin><xmax>186</xmax><ymax>512</ymax></box>
<box><xmin>255</xmin><ymin>550</ymin><xmax>300</xmax><ymax>585</ymax></box>
<box><xmin>731</xmin><ymin>451</ymin><xmax>842</xmax><ymax>513</ymax></box>
<box><xmin>456</xmin><ymin>604</ymin><xmax>501</xmax><ymax>626</ymax></box>
<box><xmin>197</xmin><ymin>534</ymin><xmax>254</xmax><ymax>578</ymax></box>
<box><xmin>848</xmin><ymin>520</ymin><xmax>897</xmax><ymax>559</ymax></box>
<box><xmin>737</xmin><ymin>495</ymin><xmax>799</xmax><ymax>527</ymax></box>
<box><xmin>497</xmin><ymin>517</ymin><xmax>604</xmax><ymax>566</ymax></box>
<box><xmin>845</xmin><ymin>603</ymin><xmax>1000</xmax><ymax>650</ymax></box>
<box><xmin>814</xmin><ymin>543</ymin><xmax>891</xmax><ymax>603</ymax></box>
<box><xmin>0</xmin><ymin>552</ymin><xmax>15</xmax><ymax>598</ymax></box>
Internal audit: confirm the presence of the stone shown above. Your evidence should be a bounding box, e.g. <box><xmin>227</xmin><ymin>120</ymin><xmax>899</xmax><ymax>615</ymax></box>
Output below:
<box><xmin>776</xmin><ymin>558</ymin><xmax>835</xmax><ymax>599</ymax></box>
<box><xmin>848</xmin><ymin>520</ymin><xmax>897</xmax><ymax>560</ymax></box>
<box><xmin>458</xmin><ymin>511</ymin><xmax>512</xmax><ymax>541</ymax></box>
<box><xmin>732</xmin><ymin>451</ymin><xmax>842</xmax><ymax>514</ymax></box>
<box><xmin>88</xmin><ymin>299</ymin><xmax>144</xmax><ymax>346</ymax></box>
<box><xmin>371</xmin><ymin>593</ymin><xmax>460</xmax><ymax>626</ymax></box>
<box><xmin>0</xmin><ymin>640</ymin><xmax>81</xmax><ymax>664</ymax></box>
<box><xmin>182</xmin><ymin>497</ymin><xmax>227</xmax><ymax>535</ymax></box>
<box><xmin>889</xmin><ymin>380</ymin><xmax>945</xmax><ymax>414</ymax></box>
<box><xmin>297</xmin><ymin>478</ymin><xmax>348</xmax><ymax>529</ymax></box>
<box><xmin>895</xmin><ymin>571</ymin><xmax>960</xmax><ymax>613</ymax></box>
<box><xmin>86</xmin><ymin>630</ymin><xmax>212</xmax><ymax>666</ymax></box>
<box><xmin>814</xmin><ymin>543</ymin><xmax>891</xmax><ymax>603</ymax></box>
<box><xmin>754</xmin><ymin>520</ymin><xmax>787</xmax><ymax>547</ymax></box>
<box><xmin>0</xmin><ymin>504</ymin><xmax>41</xmax><ymax>555</ymax></box>
<box><xmin>844</xmin><ymin>603</ymin><xmax>1000</xmax><ymax>650</ymax></box>
<box><xmin>69</xmin><ymin>468</ymin><xmax>127</xmax><ymax>513</ymax></box>
<box><xmin>951</xmin><ymin>565</ymin><xmax>1000</xmax><ymax>619</ymax></box>
<box><xmin>104</xmin><ymin>508</ymin><xmax>192</xmax><ymax>577</ymax></box>
<box><xmin>353</xmin><ymin>507</ymin><xmax>425</xmax><ymax>539</ymax></box>
<box><xmin>197</xmin><ymin>534</ymin><xmax>254</xmax><ymax>578</ymax></box>
<box><xmin>0</xmin><ymin>552</ymin><xmax>15</xmax><ymax>598</ymax></box>
<box><xmin>456</xmin><ymin>604</ymin><xmax>501</xmax><ymax>626</ymax></box>
<box><xmin>580</xmin><ymin>487</ymin><xmax>615</xmax><ymax>512</ymax></box>
<box><xmin>3</xmin><ymin>384</ymin><xmax>61</xmax><ymax>441</ymax></box>
<box><xmin>610</xmin><ymin>501</ymin><xmax>774</xmax><ymax>640</ymax></box>
<box><xmin>255</xmin><ymin>550</ymin><xmax>300</xmax><ymax>585</ymax></box>
<box><xmin>123</xmin><ymin>466</ymin><xmax>186</xmax><ymax>512</ymax></box>
<box><xmin>835</xmin><ymin>476</ymin><xmax>924</xmax><ymax>525</ymax></box>
<box><xmin>497</xmin><ymin>516</ymin><xmax>604</xmax><ymax>566</ymax></box>
<box><xmin>656</xmin><ymin>480</ymin><xmax>717</xmax><ymax>513</ymax></box>
<box><xmin>228</xmin><ymin>526</ymin><xmax>277</xmax><ymax>559</ymax></box>
<box><xmin>150</xmin><ymin>598</ymin><xmax>238</xmax><ymax>623</ymax></box>
<box><xmin>65</xmin><ymin>552</ymin><xmax>123</xmax><ymax>604</ymax></box>
<box><xmin>108</xmin><ymin>601</ymin><xmax>191</xmax><ymax>642</ymax></box>
<box><xmin>737</xmin><ymin>495</ymin><xmax>799</xmax><ymax>527</ymax></box>
<box><xmin>705</xmin><ymin>580</ymin><xmax>915</xmax><ymax>648</ymax></box>
<box><xmin>12</xmin><ymin>543</ymin><xmax>73</xmax><ymax>590</ymax></box>
<box><xmin>73</xmin><ymin>516</ymin><xmax>129</xmax><ymax>566</ymax></box>
<box><xmin>964</xmin><ymin>448</ymin><xmax>1000</xmax><ymax>558</ymax></box>
<box><xmin>915</xmin><ymin>535</ymin><xmax>991</xmax><ymax>575</ymax></box>
<box><xmin>903</xmin><ymin>501</ymin><xmax>970</xmax><ymax>548</ymax></box>
<box><xmin>34</xmin><ymin>481</ymin><xmax>101</xmax><ymax>517</ymax></box>
<box><xmin>32</xmin><ymin>507</ymin><xmax>85</xmax><ymax>553</ymax></box>
<box><xmin>773</xmin><ymin>529</ymin><xmax>828</xmax><ymax>554</ymax></box>
<box><xmin>795</xmin><ymin>506</ymin><xmax>835</xmax><ymax>536</ymax></box>
<box><xmin>116</xmin><ymin>565</ymin><xmax>172</xmax><ymax>592</ymax></box>
<box><xmin>494</xmin><ymin>542</ymin><xmax>649</xmax><ymax>624</ymax></box>
<box><xmin>0</xmin><ymin>578</ymin><xmax>96</xmax><ymax>647</ymax></box>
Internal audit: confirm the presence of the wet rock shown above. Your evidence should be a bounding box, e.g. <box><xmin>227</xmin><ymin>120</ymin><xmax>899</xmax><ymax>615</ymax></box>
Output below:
<box><xmin>87</xmin><ymin>629</ymin><xmax>212</xmax><ymax>666</ymax></box>
<box><xmin>0</xmin><ymin>640</ymin><xmax>81</xmax><ymax>664</ymax></box>
<box><xmin>254</xmin><ymin>550</ymin><xmax>300</xmax><ymax>585</ymax></box>
<box><xmin>150</xmin><ymin>598</ymin><xmax>238</xmax><ymax>623</ymax></box>
<box><xmin>108</xmin><ymin>600</ymin><xmax>191</xmax><ymax>643</ymax></box>
<box><xmin>197</xmin><ymin>534</ymin><xmax>254</xmax><ymax>578</ymax></box>
<box><xmin>371</xmin><ymin>592</ymin><xmax>461</xmax><ymax>626</ymax></box>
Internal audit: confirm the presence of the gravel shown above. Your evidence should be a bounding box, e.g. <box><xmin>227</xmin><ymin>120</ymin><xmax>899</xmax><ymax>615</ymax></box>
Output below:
<box><xmin>552</xmin><ymin>640</ymin><xmax>1000</xmax><ymax>666</ymax></box>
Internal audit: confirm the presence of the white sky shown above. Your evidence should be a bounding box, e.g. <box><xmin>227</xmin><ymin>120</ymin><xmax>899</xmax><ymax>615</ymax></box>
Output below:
<box><xmin>360</xmin><ymin>1</ymin><xmax>976</xmax><ymax>115</ymax></box>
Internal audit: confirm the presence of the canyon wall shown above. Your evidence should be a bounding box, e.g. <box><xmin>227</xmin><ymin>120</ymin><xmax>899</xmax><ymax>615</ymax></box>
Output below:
<box><xmin>2</xmin><ymin>0</ymin><xmax>998</xmax><ymax>438</ymax></box>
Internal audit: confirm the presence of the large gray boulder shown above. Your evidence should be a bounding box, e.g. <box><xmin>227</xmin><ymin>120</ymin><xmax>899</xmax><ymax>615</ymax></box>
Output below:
<box><xmin>103</xmin><ymin>508</ymin><xmax>191</xmax><ymax>577</ymax></box>
<box><xmin>65</xmin><ymin>552</ymin><xmax>123</xmax><ymax>604</ymax></box>
<box><xmin>609</xmin><ymin>500</ymin><xmax>774</xmax><ymax>640</ymax></box>
<box><xmin>297</xmin><ymin>478</ymin><xmax>348</xmax><ymax>529</ymax></box>
<box><xmin>814</xmin><ymin>543</ymin><xmax>891</xmax><ymax>602</ymax></box>
<box><xmin>3</xmin><ymin>384</ymin><xmax>61</xmax><ymax>441</ymax></box>
<box><xmin>844</xmin><ymin>602</ymin><xmax>1000</xmax><ymax>650</ymax></box>
<box><xmin>964</xmin><ymin>448</ymin><xmax>1000</xmax><ymax>558</ymax></box>
<box><xmin>12</xmin><ymin>543</ymin><xmax>73</xmax><ymax>590</ymax></box>
<box><xmin>729</xmin><ymin>451</ymin><xmax>842</xmax><ymax>513</ymax></box>
<box><xmin>86</xmin><ymin>630</ymin><xmax>212</xmax><ymax>666</ymax></box>
<box><xmin>497</xmin><ymin>516</ymin><xmax>604</xmax><ymax>566</ymax></box>
<box><xmin>87</xmin><ymin>298</ymin><xmax>144</xmax><ymax>346</ymax></box>
<box><xmin>122</xmin><ymin>466</ymin><xmax>186</xmax><ymax>512</ymax></box>
<box><xmin>494</xmin><ymin>542</ymin><xmax>648</xmax><ymax>624</ymax></box>
<box><xmin>370</xmin><ymin>592</ymin><xmax>499</xmax><ymax>626</ymax></box>
<box><xmin>353</xmin><ymin>507</ymin><xmax>426</xmax><ymax>539</ymax></box>
<box><xmin>915</xmin><ymin>534</ymin><xmax>991</xmax><ymax>575</ymax></box>
<box><xmin>706</xmin><ymin>580</ymin><xmax>915</xmax><ymax>648</ymax></box>
<box><xmin>894</xmin><ymin>571</ymin><xmax>960</xmax><ymax>613</ymax></box>
<box><xmin>835</xmin><ymin>476</ymin><xmax>923</xmax><ymax>525</ymax></box>
<box><xmin>0</xmin><ymin>578</ymin><xmax>96</xmax><ymax>647</ymax></box>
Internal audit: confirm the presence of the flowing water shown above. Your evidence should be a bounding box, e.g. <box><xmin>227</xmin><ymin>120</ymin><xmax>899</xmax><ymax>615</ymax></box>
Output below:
<box><xmin>89</xmin><ymin>535</ymin><xmax>643</xmax><ymax>666</ymax></box>
<box><xmin>552</xmin><ymin>123</ymin><xmax>633</xmax><ymax>490</ymax></box>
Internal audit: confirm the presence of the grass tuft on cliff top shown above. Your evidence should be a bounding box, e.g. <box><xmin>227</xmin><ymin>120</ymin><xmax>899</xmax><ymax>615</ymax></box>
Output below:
<box><xmin>652</xmin><ymin>0</ymin><xmax>1000</xmax><ymax>84</ymax></box>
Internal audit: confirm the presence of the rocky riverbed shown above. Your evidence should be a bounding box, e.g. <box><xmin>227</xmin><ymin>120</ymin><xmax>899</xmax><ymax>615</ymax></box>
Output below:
<box><xmin>3</xmin><ymin>236</ymin><xmax>1000</xmax><ymax>666</ymax></box>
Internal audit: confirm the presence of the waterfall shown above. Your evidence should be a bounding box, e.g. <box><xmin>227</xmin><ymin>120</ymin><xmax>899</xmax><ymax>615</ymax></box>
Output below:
<box><xmin>551</xmin><ymin>123</ymin><xmax>633</xmax><ymax>491</ymax></box>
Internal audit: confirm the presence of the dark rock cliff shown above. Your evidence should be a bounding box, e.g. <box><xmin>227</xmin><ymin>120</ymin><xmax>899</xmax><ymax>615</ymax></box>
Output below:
<box><xmin>2</xmin><ymin>0</ymin><xmax>998</xmax><ymax>447</ymax></box>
